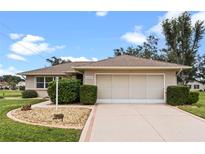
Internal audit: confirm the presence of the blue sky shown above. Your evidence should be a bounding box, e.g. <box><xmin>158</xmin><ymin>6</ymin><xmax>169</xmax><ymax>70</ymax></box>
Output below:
<box><xmin>0</xmin><ymin>11</ymin><xmax>205</xmax><ymax>75</ymax></box>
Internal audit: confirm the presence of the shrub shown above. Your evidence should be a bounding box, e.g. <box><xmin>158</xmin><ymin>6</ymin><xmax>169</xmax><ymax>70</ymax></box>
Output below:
<box><xmin>80</xmin><ymin>85</ymin><xmax>97</xmax><ymax>105</ymax></box>
<box><xmin>47</xmin><ymin>79</ymin><xmax>81</xmax><ymax>104</ymax></box>
<box><xmin>22</xmin><ymin>90</ymin><xmax>38</xmax><ymax>98</ymax></box>
<box><xmin>187</xmin><ymin>91</ymin><xmax>199</xmax><ymax>105</ymax></box>
<box><xmin>19</xmin><ymin>86</ymin><xmax>25</xmax><ymax>91</ymax></box>
<box><xmin>167</xmin><ymin>86</ymin><xmax>189</xmax><ymax>106</ymax></box>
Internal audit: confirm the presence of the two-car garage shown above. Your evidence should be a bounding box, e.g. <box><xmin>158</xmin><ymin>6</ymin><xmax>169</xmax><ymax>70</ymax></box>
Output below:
<box><xmin>96</xmin><ymin>74</ymin><xmax>165</xmax><ymax>103</ymax></box>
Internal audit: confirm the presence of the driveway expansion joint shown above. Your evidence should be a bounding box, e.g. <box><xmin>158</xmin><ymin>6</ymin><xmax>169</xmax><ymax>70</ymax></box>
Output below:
<box><xmin>134</xmin><ymin>108</ymin><xmax>166</xmax><ymax>142</ymax></box>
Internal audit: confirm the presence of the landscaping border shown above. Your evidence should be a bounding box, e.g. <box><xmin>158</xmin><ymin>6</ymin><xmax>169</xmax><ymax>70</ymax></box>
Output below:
<box><xmin>7</xmin><ymin>101</ymin><xmax>94</xmax><ymax>130</ymax></box>
<box><xmin>79</xmin><ymin>104</ymin><xmax>98</xmax><ymax>142</ymax></box>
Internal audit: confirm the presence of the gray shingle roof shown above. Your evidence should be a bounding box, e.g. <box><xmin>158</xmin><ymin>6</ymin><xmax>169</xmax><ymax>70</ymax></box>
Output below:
<box><xmin>73</xmin><ymin>55</ymin><xmax>191</xmax><ymax>69</ymax></box>
<box><xmin>18</xmin><ymin>62</ymin><xmax>92</xmax><ymax>75</ymax></box>
<box><xmin>19</xmin><ymin>55</ymin><xmax>191</xmax><ymax>76</ymax></box>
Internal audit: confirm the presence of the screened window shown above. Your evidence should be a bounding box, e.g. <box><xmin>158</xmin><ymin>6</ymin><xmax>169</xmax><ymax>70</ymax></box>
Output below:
<box><xmin>36</xmin><ymin>77</ymin><xmax>56</xmax><ymax>88</ymax></box>
<box><xmin>194</xmin><ymin>85</ymin><xmax>200</xmax><ymax>89</ymax></box>
<box><xmin>45</xmin><ymin>77</ymin><xmax>53</xmax><ymax>88</ymax></box>
<box><xmin>36</xmin><ymin>77</ymin><xmax>44</xmax><ymax>88</ymax></box>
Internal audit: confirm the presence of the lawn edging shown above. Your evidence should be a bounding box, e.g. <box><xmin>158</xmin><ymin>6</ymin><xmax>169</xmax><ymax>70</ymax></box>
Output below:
<box><xmin>79</xmin><ymin>104</ymin><xmax>98</xmax><ymax>142</ymax></box>
<box><xmin>169</xmin><ymin>105</ymin><xmax>205</xmax><ymax>123</ymax></box>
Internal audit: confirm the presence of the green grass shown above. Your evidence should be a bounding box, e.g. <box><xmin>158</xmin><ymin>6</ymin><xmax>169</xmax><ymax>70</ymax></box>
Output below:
<box><xmin>179</xmin><ymin>92</ymin><xmax>205</xmax><ymax>119</ymax></box>
<box><xmin>0</xmin><ymin>90</ymin><xmax>22</xmax><ymax>97</ymax></box>
<box><xmin>0</xmin><ymin>98</ymin><xmax>81</xmax><ymax>141</ymax></box>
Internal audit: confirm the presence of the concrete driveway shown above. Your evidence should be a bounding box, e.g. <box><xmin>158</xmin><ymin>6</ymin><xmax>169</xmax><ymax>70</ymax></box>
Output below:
<box><xmin>82</xmin><ymin>104</ymin><xmax>205</xmax><ymax>142</ymax></box>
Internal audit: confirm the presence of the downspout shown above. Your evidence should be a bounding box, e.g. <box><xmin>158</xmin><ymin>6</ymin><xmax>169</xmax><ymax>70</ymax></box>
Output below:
<box><xmin>176</xmin><ymin>68</ymin><xmax>183</xmax><ymax>85</ymax></box>
<box><xmin>177</xmin><ymin>68</ymin><xmax>183</xmax><ymax>76</ymax></box>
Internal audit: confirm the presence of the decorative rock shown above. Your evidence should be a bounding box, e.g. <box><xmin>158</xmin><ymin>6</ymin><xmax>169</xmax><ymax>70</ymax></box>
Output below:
<box><xmin>21</xmin><ymin>104</ymin><xmax>32</xmax><ymax>111</ymax></box>
<box><xmin>53</xmin><ymin>114</ymin><xmax>64</xmax><ymax>121</ymax></box>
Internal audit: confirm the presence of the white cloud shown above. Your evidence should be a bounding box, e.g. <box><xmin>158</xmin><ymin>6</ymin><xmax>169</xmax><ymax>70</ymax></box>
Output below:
<box><xmin>0</xmin><ymin>65</ymin><xmax>19</xmax><ymax>76</ymax></box>
<box><xmin>21</xmin><ymin>34</ymin><xmax>45</xmax><ymax>42</ymax></box>
<box><xmin>8</xmin><ymin>34</ymin><xmax>66</xmax><ymax>61</ymax></box>
<box><xmin>121</xmin><ymin>26</ymin><xmax>146</xmax><ymax>44</ymax></box>
<box><xmin>9</xmin><ymin>33</ymin><xmax>24</xmax><ymax>40</ymax></box>
<box><xmin>191</xmin><ymin>11</ymin><xmax>205</xmax><ymax>25</ymax></box>
<box><xmin>7</xmin><ymin>53</ymin><xmax>26</xmax><ymax>61</ymax></box>
<box><xmin>149</xmin><ymin>11</ymin><xmax>184</xmax><ymax>36</ymax></box>
<box><xmin>96</xmin><ymin>11</ymin><xmax>108</xmax><ymax>17</ymax></box>
<box><xmin>149</xmin><ymin>11</ymin><xmax>205</xmax><ymax>36</ymax></box>
<box><xmin>61</xmin><ymin>56</ymin><xmax>98</xmax><ymax>62</ymax></box>
<box><xmin>10</xmin><ymin>34</ymin><xmax>65</xmax><ymax>56</ymax></box>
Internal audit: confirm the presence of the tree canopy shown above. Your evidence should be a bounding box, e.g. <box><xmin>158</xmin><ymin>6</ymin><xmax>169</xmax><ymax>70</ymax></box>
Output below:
<box><xmin>46</xmin><ymin>56</ymin><xmax>71</xmax><ymax>66</ymax></box>
<box><xmin>162</xmin><ymin>12</ymin><xmax>205</xmax><ymax>84</ymax></box>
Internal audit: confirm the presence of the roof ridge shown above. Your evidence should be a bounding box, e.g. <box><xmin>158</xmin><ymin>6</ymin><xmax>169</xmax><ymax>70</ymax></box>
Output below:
<box><xmin>121</xmin><ymin>54</ymin><xmax>186</xmax><ymax>66</ymax></box>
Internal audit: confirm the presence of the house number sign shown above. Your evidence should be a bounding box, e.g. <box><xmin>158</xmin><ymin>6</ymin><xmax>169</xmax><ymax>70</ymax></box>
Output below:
<box><xmin>85</xmin><ymin>76</ymin><xmax>94</xmax><ymax>80</ymax></box>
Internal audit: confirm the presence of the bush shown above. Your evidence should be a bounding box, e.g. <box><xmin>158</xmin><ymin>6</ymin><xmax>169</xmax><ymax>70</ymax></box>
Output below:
<box><xmin>187</xmin><ymin>91</ymin><xmax>199</xmax><ymax>105</ymax></box>
<box><xmin>80</xmin><ymin>85</ymin><xmax>97</xmax><ymax>105</ymax></box>
<box><xmin>0</xmin><ymin>96</ymin><xmax>4</xmax><ymax>99</ymax></box>
<box><xmin>19</xmin><ymin>86</ymin><xmax>25</xmax><ymax>91</ymax></box>
<box><xmin>22</xmin><ymin>90</ymin><xmax>38</xmax><ymax>98</ymax></box>
<box><xmin>47</xmin><ymin>79</ymin><xmax>81</xmax><ymax>104</ymax></box>
<box><xmin>167</xmin><ymin>86</ymin><xmax>189</xmax><ymax>106</ymax></box>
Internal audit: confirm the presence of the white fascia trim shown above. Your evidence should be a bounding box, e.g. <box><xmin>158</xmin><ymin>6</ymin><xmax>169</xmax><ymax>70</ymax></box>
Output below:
<box><xmin>73</xmin><ymin>66</ymin><xmax>192</xmax><ymax>70</ymax></box>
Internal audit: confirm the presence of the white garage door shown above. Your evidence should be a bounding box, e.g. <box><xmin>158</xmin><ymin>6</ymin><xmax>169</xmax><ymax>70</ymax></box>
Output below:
<box><xmin>96</xmin><ymin>74</ymin><xmax>164</xmax><ymax>103</ymax></box>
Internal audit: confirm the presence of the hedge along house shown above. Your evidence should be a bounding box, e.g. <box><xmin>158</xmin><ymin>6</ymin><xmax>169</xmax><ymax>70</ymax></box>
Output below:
<box><xmin>19</xmin><ymin>55</ymin><xmax>191</xmax><ymax>103</ymax></box>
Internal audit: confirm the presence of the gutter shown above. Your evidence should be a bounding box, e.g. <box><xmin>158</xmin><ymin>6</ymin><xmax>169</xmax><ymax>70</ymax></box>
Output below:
<box><xmin>72</xmin><ymin>66</ymin><xmax>192</xmax><ymax>70</ymax></box>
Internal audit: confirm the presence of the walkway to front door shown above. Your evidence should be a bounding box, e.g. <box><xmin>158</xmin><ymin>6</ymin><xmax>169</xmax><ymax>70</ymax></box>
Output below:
<box><xmin>82</xmin><ymin>104</ymin><xmax>205</xmax><ymax>142</ymax></box>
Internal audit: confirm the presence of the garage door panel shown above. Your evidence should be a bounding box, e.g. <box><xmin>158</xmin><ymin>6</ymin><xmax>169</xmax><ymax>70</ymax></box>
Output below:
<box><xmin>147</xmin><ymin>88</ymin><xmax>163</xmax><ymax>99</ymax></box>
<box><xmin>147</xmin><ymin>75</ymin><xmax>164</xmax><ymax>88</ymax></box>
<box><xmin>147</xmin><ymin>75</ymin><xmax>164</xmax><ymax>99</ymax></box>
<box><xmin>98</xmin><ymin>88</ymin><xmax>112</xmax><ymax>99</ymax></box>
<box><xmin>112</xmin><ymin>75</ymin><xmax>129</xmax><ymax>99</ymax></box>
<box><xmin>96</xmin><ymin>75</ymin><xmax>112</xmax><ymax>99</ymax></box>
<box><xmin>129</xmin><ymin>75</ymin><xmax>146</xmax><ymax>99</ymax></box>
<box><xmin>96</xmin><ymin>75</ymin><xmax>112</xmax><ymax>87</ymax></box>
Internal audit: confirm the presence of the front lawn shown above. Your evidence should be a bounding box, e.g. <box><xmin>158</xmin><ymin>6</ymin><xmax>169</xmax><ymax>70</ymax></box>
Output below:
<box><xmin>179</xmin><ymin>92</ymin><xmax>205</xmax><ymax>119</ymax></box>
<box><xmin>0</xmin><ymin>90</ymin><xmax>22</xmax><ymax>97</ymax></box>
<box><xmin>0</xmin><ymin>98</ymin><xmax>81</xmax><ymax>141</ymax></box>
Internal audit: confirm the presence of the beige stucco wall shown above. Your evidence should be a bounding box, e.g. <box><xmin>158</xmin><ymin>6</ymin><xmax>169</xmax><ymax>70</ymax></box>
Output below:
<box><xmin>83</xmin><ymin>69</ymin><xmax>177</xmax><ymax>90</ymax></box>
<box><xmin>25</xmin><ymin>75</ymin><xmax>49</xmax><ymax>98</ymax></box>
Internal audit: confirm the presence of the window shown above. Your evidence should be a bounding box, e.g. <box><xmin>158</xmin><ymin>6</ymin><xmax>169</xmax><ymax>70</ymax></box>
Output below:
<box><xmin>36</xmin><ymin>77</ymin><xmax>44</xmax><ymax>88</ymax></box>
<box><xmin>36</xmin><ymin>77</ymin><xmax>56</xmax><ymax>88</ymax></box>
<box><xmin>45</xmin><ymin>77</ymin><xmax>53</xmax><ymax>88</ymax></box>
<box><xmin>194</xmin><ymin>85</ymin><xmax>200</xmax><ymax>89</ymax></box>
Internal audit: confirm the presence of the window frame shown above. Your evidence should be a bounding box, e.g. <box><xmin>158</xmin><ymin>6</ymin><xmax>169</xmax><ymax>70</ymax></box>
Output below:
<box><xmin>194</xmin><ymin>84</ymin><xmax>200</xmax><ymax>89</ymax></box>
<box><xmin>35</xmin><ymin>76</ymin><xmax>56</xmax><ymax>89</ymax></box>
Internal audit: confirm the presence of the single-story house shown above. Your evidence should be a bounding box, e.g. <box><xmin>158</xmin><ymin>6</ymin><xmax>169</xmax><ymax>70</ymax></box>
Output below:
<box><xmin>18</xmin><ymin>55</ymin><xmax>191</xmax><ymax>103</ymax></box>
<box><xmin>187</xmin><ymin>81</ymin><xmax>204</xmax><ymax>91</ymax></box>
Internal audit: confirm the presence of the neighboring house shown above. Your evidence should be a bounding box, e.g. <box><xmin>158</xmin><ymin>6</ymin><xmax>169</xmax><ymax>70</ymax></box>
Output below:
<box><xmin>18</xmin><ymin>55</ymin><xmax>191</xmax><ymax>103</ymax></box>
<box><xmin>187</xmin><ymin>81</ymin><xmax>204</xmax><ymax>91</ymax></box>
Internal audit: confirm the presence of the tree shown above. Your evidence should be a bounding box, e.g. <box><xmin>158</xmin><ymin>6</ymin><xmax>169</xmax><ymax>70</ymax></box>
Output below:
<box><xmin>2</xmin><ymin>75</ymin><xmax>24</xmax><ymax>89</ymax></box>
<box><xmin>140</xmin><ymin>35</ymin><xmax>161</xmax><ymax>59</ymax></box>
<box><xmin>114</xmin><ymin>35</ymin><xmax>165</xmax><ymax>60</ymax></box>
<box><xmin>162</xmin><ymin>12</ymin><xmax>205</xmax><ymax>84</ymax></box>
<box><xmin>3</xmin><ymin>75</ymin><xmax>23</xmax><ymax>84</ymax></box>
<box><xmin>46</xmin><ymin>56</ymin><xmax>71</xmax><ymax>66</ymax></box>
<box><xmin>195</xmin><ymin>54</ymin><xmax>205</xmax><ymax>84</ymax></box>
